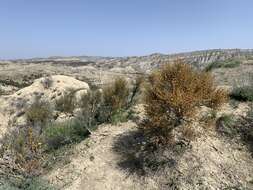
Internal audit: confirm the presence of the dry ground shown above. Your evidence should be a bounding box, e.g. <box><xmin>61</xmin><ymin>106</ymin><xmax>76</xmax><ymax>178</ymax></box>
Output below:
<box><xmin>43</xmin><ymin>104</ymin><xmax>253</xmax><ymax>190</ymax></box>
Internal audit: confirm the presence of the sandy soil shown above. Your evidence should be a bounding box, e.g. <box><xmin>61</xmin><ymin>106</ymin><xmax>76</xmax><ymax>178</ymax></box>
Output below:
<box><xmin>43</xmin><ymin>118</ymin><xmax>253</xmax><ymax>190</ymax></box>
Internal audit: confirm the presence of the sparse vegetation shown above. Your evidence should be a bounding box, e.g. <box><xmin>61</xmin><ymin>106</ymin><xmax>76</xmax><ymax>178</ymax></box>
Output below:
<box><xmin>144</xmin><ymin>60</ymin><xmax>228</xmax><ymax>144</ymax></box>
<box><xmin>78</xmin><ymin>90</ymin><xmax>103</xmax><ymax>129</ymax></box>
<box><xmin>230</xmin><ymin>86</ymin><xmax>253</xmax><ymax>102</ymax></box>
<box><xmin>216</xmin><ymin>114</ymin><xmax>235</xmax><ymax>130</ymax></box>
<box><xmin>205</xmin><ymin>59</ymin><xmax>241</xmax><ymax>71</ymax></box>
<box><xmin>216</xmin><ymin>107</ymin><xmax>253</xmax><ymax>155</ymax></box>
<box><xmin>75</xmin><ymin>77</ymin><xmax>142</xmax><ymax>128</ymax></box>
<box><xmin>55</xmin><ymin>89</ymin><xmax>76</xmax><ymax>114</ymax></box>
<box><xmin>230</xmin><ymin>73</ymin><xmax>253</xmax><ymax>102</ymax></box>
<box><xmin>0</xmin><ymin>50</ymin><xmax>253</xmax><ymax>189</ymax></box>
<box><xmin>0</xmin><ymin>126</ymin><xmax>43</xmax><ymax>178</ymax></box>
<box><xmin>0</xmin><ymin>176</ymin><xmax>55</xmax><ymax>190</ymax></box>
<box><xmin>95</xmin><ymin>77</ymin><xmax>142</xmax><ymax>124</ymax></box>
<box><xmin>26</xmin><ymin>98</ymin><xmax>52</xmax><ymax>126</ymax></box>
<box><xmin>0</xmin><ymin>78</ymin><xmax>30</xmax><ymax>88</ymax></box>
<box><xmin>43</xmin><ymin>119</ymin><xmax>90</xmax><ymax>150</ymax></box>
<box><xmin>102</xmin><ymin>77</ymin><xmax>130</xmax><ymax>120</ymax></box>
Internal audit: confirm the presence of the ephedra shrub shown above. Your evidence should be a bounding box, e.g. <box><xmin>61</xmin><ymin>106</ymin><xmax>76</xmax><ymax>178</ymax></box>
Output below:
<box><xmin>144</xmin><ymin>60</ymin><xmax>228</xmax><ymax>144</ymax></box>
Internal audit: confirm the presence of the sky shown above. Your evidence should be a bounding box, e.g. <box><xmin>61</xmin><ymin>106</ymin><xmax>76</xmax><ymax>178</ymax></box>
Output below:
<box><xmin>0</xmin><ymin>0</ymin><xmax>253</xmax><ymax>59</ymax></box>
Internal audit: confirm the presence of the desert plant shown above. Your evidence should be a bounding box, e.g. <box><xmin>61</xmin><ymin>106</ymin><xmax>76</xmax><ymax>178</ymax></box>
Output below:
<box><xmin>205</xmin><ymin>59</ymin><xmax>241</xmax><ymax>71</ymax></box>
<box><xmin>55</xmin><ymin>89</ymin><xmax>76</xmax><ymax>114</ymax></box>
<box><xmin>103</xmin><ymin>77</ymin><xmax>130</xmax><ymax>112</ymax></box>
<box><xmin>0</xmin><ymin>126</ymin><xmax>43</xmax><ymax>177</ymax></box>
<box><xmin>128</xmin><ymin>76</ymin><xmax>144</xmax><ymax>107</ymax></box>
<box><xmin>76</xmin><ymin>77</ymin><xmax>142</xmax><ymax>126</ymax></box>
<box><xmin>26</xmin><ymin>98</ymin><xmax>52</xmax><ymax>127</ymax></box>
<box><xmin>230</xmin><ymin>73</ymin><xmax>253</xmax><ymax>102</ymax></box>
<box><xmin>100</xmin><ymin>77</ymin><xmax>130</xmax><ymax>123</ymax></box>
<box><xmin>144</xmin><ymin>60</ymin><xmax>228</xmax><ymax>144</ymax></box>
<box><xmin>217</xmin><ymin>114</ymin><xmax>235</xmax><ymax>128</ymax></box>
<box><xmin>43</xmin><ymin>119</ymin><xmax>90</xmax><ymax>150</ymax></box>
<box><xmin>110</xmin><ymin>109</ymin><xmax>129</xmax><ymax>124</ymax></box>
<box><xmin>78</xmin><ymin>90</ymin><xmax>103</xmax><ymax>128</ymax></box>
<box><xmin>22</xmin><ymin>177</ymin><xmax>55</xmax><ymax>190</ymax></box>
<box><xmin>230</xmin><ymin>86</ymin><xmax>253</xmax><ymax>102</ymax></box>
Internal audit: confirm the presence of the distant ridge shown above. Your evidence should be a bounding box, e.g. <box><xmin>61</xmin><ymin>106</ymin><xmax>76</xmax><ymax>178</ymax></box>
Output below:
<box><xmin>1</xmin><ymin>49</ymin><xmax>253</xmax><ymax>71</ymax></box>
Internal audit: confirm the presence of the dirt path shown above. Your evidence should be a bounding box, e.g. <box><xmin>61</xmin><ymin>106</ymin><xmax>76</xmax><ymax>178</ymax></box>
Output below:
<box><xmin>43</xmin><ymin>119</ymin><xmax>253</xmax><ymax>190</ymax></box>
<box><xmin>44</xmin><ymin>122</ymin><xmax>156</xmax><ymax>190</ymax></box>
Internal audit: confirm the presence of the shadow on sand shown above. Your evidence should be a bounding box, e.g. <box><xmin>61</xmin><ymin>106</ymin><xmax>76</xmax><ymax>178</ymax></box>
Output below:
<box><xmin>112</xmin><ymin>128</ymin><xmax>190</xmax><ymax>177</ymax></box>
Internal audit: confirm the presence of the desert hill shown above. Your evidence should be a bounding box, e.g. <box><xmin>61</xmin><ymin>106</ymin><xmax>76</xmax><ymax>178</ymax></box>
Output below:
<box><xmin>0</xmin><ymin>49</ymin><xmax>252</xmax><ymax>190</ymax></box>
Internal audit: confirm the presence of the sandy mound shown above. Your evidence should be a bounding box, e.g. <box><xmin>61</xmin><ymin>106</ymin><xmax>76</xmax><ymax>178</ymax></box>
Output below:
<box><xmin>11</xmin><ymin>75</ymin><xmax>89</xmax><ymax>103</ymax></box>
<box><xmin>0</xmin><ymin>75</ymin><xmax>89</xmax><ymax>138</ymax></box>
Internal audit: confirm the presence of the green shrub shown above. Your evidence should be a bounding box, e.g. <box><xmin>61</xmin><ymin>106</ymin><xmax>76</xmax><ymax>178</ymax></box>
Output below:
<box><xmin>26</xmin><ymin>99</ymin><xmax>52</xmax><ymax>125</ymax></box>
<box><xmin>144</xmin><ymin>60</ymin><xmax>228</xmax><ymax>144</ymax></box>
<box><xmin>55</xmin><ymin>89</ymin><xmax>76</xmax><ymax>114</ymax></box>
<box><xmin>205</xmin><ymin>59</ymin><xmax>241</xmax><ymax>71</ymax></box>
<box><xmin>22</xmin><ymin>177</ymin><xmax>55</xmax><ymax>190</ymax></box>
<box><xmin>128</xmin><ymin>76</ymin><xmax>144</xmax><ymax>106</ymax></box>
<box><xmin>77</xmin><ymin>77</ymin><xmax>142</xmax><ymax>126</ymax></box>
<box><xmin>102</xmin><ymin>77</ymin><xmax>130</xmax><ymax>115</ymax></box>
<box><xmin>218</xmin><ymin>114</ymin><xmax>235</xmax><ymax>127</ymax></box>
<box><xmin>110</xmin><ymin>109</ymin><xmax>129</xmax><ymax>124</ymax></box>
<box><xmin>0</xmin><ymin>177</ymin><xmax>55</xmax><ymax>190</ymax></box>
<box><xmin>100</xmin><ymin>77</ymin><xmax>142</xmax><ymax>123</ymax></box>
<box><xmin>78</xmin><ymin>90</ymin><xmax>102</xmax><ymax>128</ymax></box>
<box><xmin>43</xmin><ymin>119</ymin><xmax>90</xmax><ymax>150</ymax></box>
<box><xmin>230</xmin><ymin>86</ymin><xmax>253</xmax><ymax>102</ymax></box>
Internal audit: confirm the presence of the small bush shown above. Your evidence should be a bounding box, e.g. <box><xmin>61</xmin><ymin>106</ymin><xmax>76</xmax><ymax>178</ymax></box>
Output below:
<box><xmin>103</xmin><ymin>77</ymin><xmax>130</xmax><ymax>114</ymax></box>
<box><xmin>205</xmin><ymin>59</ymin><xmax>241</xmax><ymax>71</ymax></box>
<box><xmin>0</xmin><ymin>126</ymin><xmax>43</xmax><ymax>177</ymax></box>
<box><xmin>230</xmin><ymin>73</ymin><xmax>253</xmax><ymax>102</ymax></box>
<box><xmin>43</xmin><ymin>119</ymin><xmax>90</xmax><ymax>150</ymax></box>
<box><xmin>144</xmin><ymin>60</ymin><xmax>228</xmax><ymax>144</ymax></box>
<box><xmin>217</xmin><ymin>114</ymin><xmax>235</xmax><ymax>128</ymax></box>
<box><xmin>216</xmin><ymin>108</ymin><xmax>253</xmax><ymax>154</ymax></box>
<box><xmin>77</xmin><ymin>77</ymin><xmax>142</xmax><ymax>126</ymax></box>
<box><xmin>99</xmin><ymin>77</ymin><xmax>130</xmax><ymax>123</ymax></box>
<box><xmin>22</xmin><ymin>177</ymin><xmax>55</xmax><ymax>190</ymax></box>
<box><xmin>0</xmin><ymin>177</ymin><xmax>55</xmax><ymax>190</ymax></box>
<box><xmin>128</xmin><ymin>76</ymin><xmax>144</xmax><ymax>106</ymax></box>
<box><xmin>26</xmin><ymin>99</ymin><xmax>52</xmax><ymax>126</ymax></box>
<box><xmin>230</xmin><ymin>86</ymin><xmax>253</xmax><ymax>102</ymax></box>
<box><xmin>55</xmin><ymin>89</ymin><xmax>76</xmax><ymax>114</ymax></box>
<box><xmin>78</xmin><ymin>90</ymin><xmax>102</xmax><ymax>128</ymax></box>
<box><xmin>110</xmin><ymin>109</ymin><xmax>129</xmax><ymax>124</ymax></box>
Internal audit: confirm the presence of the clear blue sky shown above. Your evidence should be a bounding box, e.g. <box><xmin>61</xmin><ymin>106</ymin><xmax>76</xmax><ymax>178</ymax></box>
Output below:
<box><xmin>0</xmin><ymin>0</ymin><xmax>253</xmax><ymax>59</ymax></box>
